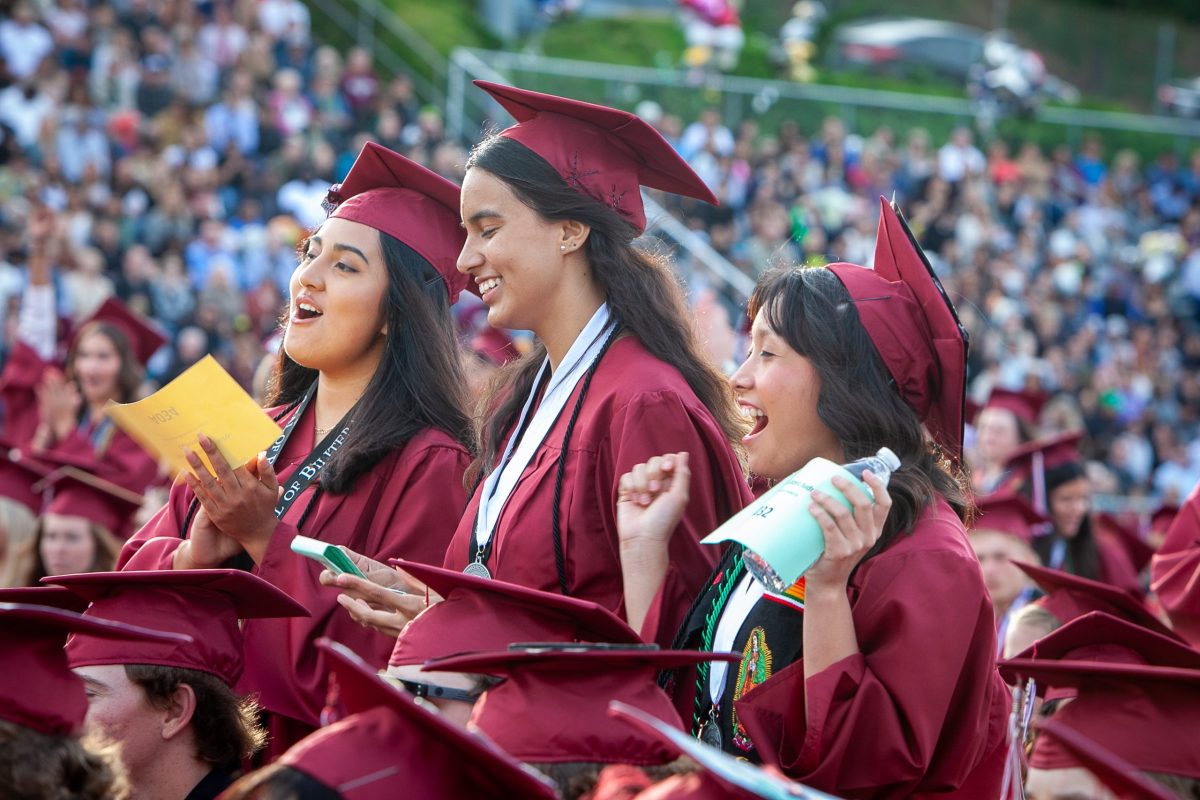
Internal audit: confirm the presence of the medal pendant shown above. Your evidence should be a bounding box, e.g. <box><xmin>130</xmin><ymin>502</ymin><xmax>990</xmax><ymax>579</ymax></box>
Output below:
<box><xmin>463</xmin><ymin>561</ymin><xmax>492</xmax><ymax>580</ymax></box>
<box><xmin>699</xmin><ymin>707</ymin><xmax>723</xmax><ymax>749</ymax></box>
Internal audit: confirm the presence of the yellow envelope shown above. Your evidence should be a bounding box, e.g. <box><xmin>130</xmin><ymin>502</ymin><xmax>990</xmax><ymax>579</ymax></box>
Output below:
<box><xmin>105</xmin><ymin>355</ymin><xmax>282</xmax><ymax>477</ymax></box>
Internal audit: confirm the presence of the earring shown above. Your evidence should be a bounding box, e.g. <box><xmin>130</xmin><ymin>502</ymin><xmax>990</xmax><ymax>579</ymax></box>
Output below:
<box><xmin>560</xmin><ymin>244</ymin><xmax>566</xmax><ymax>251</ymax></box>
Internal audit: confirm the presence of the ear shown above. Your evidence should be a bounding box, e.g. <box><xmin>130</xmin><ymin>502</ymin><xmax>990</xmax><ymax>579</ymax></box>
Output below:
<box><xmin>559</xmin><ymin>219</ymin><xmax>591</xmax><ymax>253</ymax></box>
<box><xmin>160</xmin><ymin>682</ymin><xmax>197</xmax><ymax>741</ymax></box>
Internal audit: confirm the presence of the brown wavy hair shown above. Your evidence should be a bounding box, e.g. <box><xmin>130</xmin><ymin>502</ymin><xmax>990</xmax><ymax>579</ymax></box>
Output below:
<box><xmin>66</xmin><ymin>322</ymin><xmax>143</xmax><ymax>405</ymax></box>
<box><xmin>464</xmin><ymin>134</ymin><xmax>744</xmax><ymax>481</ymax></box>
<box><xmin>747</xmin><ymin>266</ymin><xmax>972</xmax><ymax>555</ymax></box>
<box><xmin>0</xmin><ymin>719</ymin><xmax>127</xmax><ymax>800</ymax></box>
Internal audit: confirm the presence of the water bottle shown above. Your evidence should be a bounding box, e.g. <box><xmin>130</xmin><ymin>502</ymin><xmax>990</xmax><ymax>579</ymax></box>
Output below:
<box><xmin>702</xmin><ymin>448</ymin><xmax>901</xmax><ymax>594</ymax></box>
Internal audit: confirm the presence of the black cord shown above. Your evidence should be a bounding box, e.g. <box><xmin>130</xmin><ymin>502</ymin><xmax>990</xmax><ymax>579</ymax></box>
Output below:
<box><xmin>548</xmin><ymin>328</ymin><xmax>619</xmax><ymax>595</ymax></box>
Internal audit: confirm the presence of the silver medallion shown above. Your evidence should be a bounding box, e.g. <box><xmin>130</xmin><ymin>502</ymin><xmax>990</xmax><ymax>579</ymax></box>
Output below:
<box><xmin>699</xmin><ymin>707</ymin><xmax>723</xmax><ymax>749</ymax></box>
<box><xmin>463</xmin><ymin>561</ymin><xmax>493</xmax><ymax>580</ymax></box>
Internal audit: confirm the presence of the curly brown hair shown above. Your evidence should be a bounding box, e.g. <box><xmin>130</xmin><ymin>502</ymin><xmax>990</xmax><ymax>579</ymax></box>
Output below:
<box><xmin>124</xmin><ymin>664</ymin><xmax>266</xmax><ymax>765</ymax></box>
<box><xmin>0</xmin><ymin>719</ymin><xmax>127</xmax><ymax>800</ymax></box>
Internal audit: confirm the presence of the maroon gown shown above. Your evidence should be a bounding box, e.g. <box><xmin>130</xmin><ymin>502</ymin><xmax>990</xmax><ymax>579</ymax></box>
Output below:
<box><xmin>660</xmin><ymin>497</ymin><xmax>1009</xmax><ymax>799</ymax></box>
<box><xmin>1152</xmin><ymin>482</ymin><xmax>1200</xmax><ymax>647</ymax></box>
<box><xmin>442</xmin><ymin>336</ymin><xmax>752</xmax><ymax>647</ymax></box>
<box><xmin>118</xmin><ymin>401</ymin><xmax>470</xmax><ymax>750</ymax></box>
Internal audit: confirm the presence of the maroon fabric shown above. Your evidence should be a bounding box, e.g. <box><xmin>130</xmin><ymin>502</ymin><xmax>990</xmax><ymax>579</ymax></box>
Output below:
<box><xmin>1001</xmin><ymin>613</ymin><xmax>1200</xmax><ymax>782</ymax></box>
<box><xmin>427</xmin><ymin>649</ymin><xmax>740</xmax><ymax>765</ymax></box>
<box><xmin>54</xmin><ymin>569</ymin><xmax>307</xmax><ymax>685</ymax></box>
<box><xmin>326</xmin><ymin>142</ymin><xmax>469</xmax><ymax>304</ymax></box>
<box><xmin>117</xmin><ymin>402</ymin><xmax>470</xmax><ymax>749</ymax></box>
<box><xmin>0</xmin><ymin>441</ymin><xmax>54</xmax><ymax>513</ymax></box>
<box><xmin>476</xmin><ymin>80</ymin><xmax>718</xmax><ymax>233</ymax></box>
<box><xmin>0</xmin><ymin>586</ymin><xmax>88</xmax><ymax>612</ymax></box>
<box><xmin>279</xmin><ymin>640</ymin><xmax>558</xmax><ymax>800</ymax></box>
<box><xmin>1014</xmin><ymin>560</ymin><xmax>1176</xmax><ymax>639</ymax></box>
<box><xmin>75</xmin><ymin>297</ymin><xmax>167</xmax><ymax>366</ymax></box>
<box><xmin>44</xmin><ymin>466</ymin><xmax>143</xmax><ymax>535</ymax></box>
<box><xmin>973</xmin><ymin>491</ymin><xmax>1046</xmax><ymax>544</ymax></box>
<box><xmin>1033</xmin><ymin>719</ymin><xmax>1180</xmax><ymax>800</ymax></box>
<box><xmin>1096</xmin><ymin>512</ymin><xmax>1154</xmax><ymax>574</ymax></box>
<box><xmin>388</xmin><ymin>559</ymin><xmax>641</xmax><ymax>667</ymax></box>
<box><xmin>983</xmin><ymin>387</ymin><xmax>1047</xmax><ymax>425</ymax></box>
<box><xmin>0</xmin><ymin>342</ymin><xmax>50</xmax><ymax>449</ymax></box>
<box><xmin>0</xmin><ymin>602</ymin><xmax>189</xmax><ymax>736</ymax></box>
<box><xmin>828</xmin><ymin>198</ymin><xmax>967</xmax><ymax>462</ymax></box>
<box><xmin>724</xmin><ymin>498</ymin><xmax>1009</xmax><ymax>799</ymax></box>
<box><xmin>442</xmin><ymin>336</ymin><xmax>751</xmax><ymax>649</ymax></box>
<box><xmin>1151</xmin><ymin>480</ymin><xmax>1200</xmax><ymax>647</ymax></box>
<box><xmin>1002</xmin><ymin>430</ymin><xmax>1085</xmax><ymax>478</ymax></box>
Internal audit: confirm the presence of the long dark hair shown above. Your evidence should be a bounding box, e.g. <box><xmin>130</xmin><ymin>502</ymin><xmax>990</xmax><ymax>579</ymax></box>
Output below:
<box><xmin>748</xmin><ymin>266</ymin><xmax>972</xmax><ymax>552</ymax></box>
<box><xmin>1034</xmin><ymin>462</ymin><xmax>1102</xmax><ymax>580</ymax></box>
<box><xmin>66</xmin><ymin>322</ymin><xmax>142</xmax><ymax>404</ymax></box>
<box><xmin>465</xmin><ymin>135</ymin><xmax>744</xmax><ymax>479</ymax></box>
<box><xmin>266</xmin><ymin>233</ymin><xmax>473</xmax><ymax>493</ymax></box>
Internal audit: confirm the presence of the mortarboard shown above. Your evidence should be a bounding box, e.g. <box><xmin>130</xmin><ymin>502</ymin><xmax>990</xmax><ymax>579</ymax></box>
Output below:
<box><xmin>323</xmin><ymin>142</ymin><xmax>469</xmax><ymax>304</ymax></box>
<box><xmin>0</xmin><ymin>602</ymin><xmax>190</xmax><ymax>736</ymax></box>
<box><xmin>472</xmin><ymin>326</ymin><xmax>520</xmax><ymax>366</ymax></box>
<box><xmin>387</xmin><ymin>558</ymin><xmax>642</xmax><ymax>668</ymax></box>
<box><xmin>1013</xmin><ymin>560</ymin><xmax>1178</xmax><ymax>639</ymax></box>
<box><xmin>425</xmin><ymin>646</ymin><xmax>741</xmax><ymax>765</ymax></box>
<box><xmin>76</xmin><ymin>297</ymin><xmax>168</xmax><ymax>367</ymax></box>
<box><xmin>41</xmin><ymin>464</ymin><xmax>146</xmax><ymax>536</ymax></box>
<box><xmin>476</xmin><ymin>80</ymin><xmax>718</xmax><ymax>233</ymax></box>
<box><xmin>1000</xmin><ymin>430</ymin><xmax>1086</xmax><ymax>512</ymax></box>
<box><xmin>1033</xmin><ymin>719</ymin><xmax>1179</xmax><ymax>800</ymax></box>
<box><xmin>972</xmin><ymin>491</ymin><xmax>1048</xmax><ymax>545</ymax></box>
<box><xmin>1000</xmin><ymin>615</ymin><xmax>1200</xmax><ymax>784</ymax></box>
<box><xmin>279</xmin><ymin>639</ymin><xmax>559</xmax><ymax>799</ymax></box>
<box><xmin>49</xmin><ymin>569</ymin><xmax>309</xmax><ymax>686</ymax></box>
<box><xmin>0</xmin><ymin>585</ymin><xmax>89</xmax><ymax>612</ymax></box>
<box><xmin>981</xmin><ymin>387</ymin><xmax>1048</xmax><ymax>425</ymax></box>
<box><xmin>828</xmin><ymin>198</ymin><xmax>969</xmax><ymax>463</ymax></box>
<box><xmin>1149</xmin><ymin>503</ymin><xmax>1180</xmax><ymax>536</ymax></box>
<box><xmin>998</xmin><ymin>611</ymin><xmax>1200</xmax><ymax>690</ymax></box>
<box><xmin>0</xmin><ymin>439</ymin><xmax>55</xmax><ymax>514</ymax></box>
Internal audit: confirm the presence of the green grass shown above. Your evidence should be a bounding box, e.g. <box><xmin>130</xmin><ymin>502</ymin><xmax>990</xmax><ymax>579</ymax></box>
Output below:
<box><xmin>394</xmin><ymin>1</ymin><xmax>499</xmax><ymax>56</ymax></box>
<box><xmin>536</xmin><ymin>16</ymin><xmax>684</xmax><ymax>67</ymax></box>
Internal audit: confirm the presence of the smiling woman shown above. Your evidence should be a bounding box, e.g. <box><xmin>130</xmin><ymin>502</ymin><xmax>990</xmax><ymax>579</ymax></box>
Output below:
<box><xmin>117</xmin><ymin>143</ymin><xmax>475</xmax><ymax>754</ymax></box>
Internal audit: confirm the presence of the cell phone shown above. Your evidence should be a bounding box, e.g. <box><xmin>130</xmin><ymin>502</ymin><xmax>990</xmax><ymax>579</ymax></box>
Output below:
<box><xmin>290</xmin><ymin>535</ymin><xmax>367</xmax><ymax>579</ymax></box>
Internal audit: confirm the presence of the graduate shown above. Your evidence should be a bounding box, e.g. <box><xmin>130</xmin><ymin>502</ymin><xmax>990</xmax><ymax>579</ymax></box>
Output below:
<box><xmin>616</xmin><ymin>200</ymin><xmax>1008</xmax><ymax>798</ymax></box>
<box><xmin>999</xmin><ymin>612</ymin><xmax>1200</xmax><ymax>799</ymax></box>
<box><xmin>116</xmin><ymin>143</ymin><xmax>475</xmax><ymax>751</ymax></box>
<box><xmin>0</xmin><ymin>442</ymin><xmax>55</xmax><ymax>586</ymax></box>
<box><xmin>0</xmin><ymin>601</ymin><xmax>188</xmax><ymax>800</ymax></box>
<box><xmin>329</xmin><ymin>81</ymin><xmax>750</xmax><ymax>649</ymax></box>
<box><xmin>970</xmin><ymin>387</ymin><xmax>1046</xmax><ymax>494</ymax></box>
<box><xmin>219</xmin><ymin>639</ymin><xmax>558</xmax><ymax>800</ymax></box>
<box><xmin>1151</xmin><ymin>480</ymin><xmax>1200</xmax><ymax>647</ymax></box>
<box><xmin>1004</xmin><ymin>432</ymin><xmax>1141</xmax><ymax>592</ymax></box>
<box><xmin>968</xmin><ymin>491</ymin><xmax>1045</xmax><ymax>654</ymax></box>
<box><xmin>2</xmin><ymin>296</ymin><xmax>167</xmax><ymax>492</ymax></box>
<box><xmin>48</xmin><ymin>569</ymin><xmax>309</xmax><ymax>800</ymax></box>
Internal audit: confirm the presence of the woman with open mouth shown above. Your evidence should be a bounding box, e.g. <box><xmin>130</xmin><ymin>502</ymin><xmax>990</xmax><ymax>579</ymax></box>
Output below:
<box><xmin>616</xmin><ymin>200</ymin><xmax>1009</xmax><ymax>799</ymax></box>
<box><xmin>117</xmin><ymin>142</ymin><xmax>474</xmax><ymax>754</ymax></box>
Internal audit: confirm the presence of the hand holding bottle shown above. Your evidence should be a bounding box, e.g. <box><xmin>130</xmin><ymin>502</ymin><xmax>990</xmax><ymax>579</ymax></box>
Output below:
<box><xmin>805</xmin><ymin>469</ymin><xmax>893</xmax><ymax>594</ymax></box>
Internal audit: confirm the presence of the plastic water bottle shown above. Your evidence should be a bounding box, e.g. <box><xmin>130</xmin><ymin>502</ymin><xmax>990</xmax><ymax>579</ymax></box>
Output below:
<box><xmin>703</xmin><ymin>448</ymin><xmax>901</xmax><ymax>594</ymax></box>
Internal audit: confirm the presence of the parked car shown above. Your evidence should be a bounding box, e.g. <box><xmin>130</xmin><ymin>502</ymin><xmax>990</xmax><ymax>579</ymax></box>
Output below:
<box><xmin>1158</xmin><ymin>77</ymin><xmax>1200</xmax><ymax>118</ymax></box>
<box><xmin>830</xmin><ymin>17</ymin><xmax>990</xmax><ymax>81</ymax></box>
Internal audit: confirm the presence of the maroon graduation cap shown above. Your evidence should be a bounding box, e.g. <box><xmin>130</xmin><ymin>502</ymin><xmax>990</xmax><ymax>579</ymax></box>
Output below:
<box><xmin>50</xmin><ymin>569</ymin><xmax>308</xmax><ymax>686</ymax></box>
<box><xmin>828</xmin><ymin>198</ymin><xmax>969</xmax><ymax>462</ymax></box>
<box><xmin>41</xmin><ymin>464</ymin><xmax>146</xmax><ymax>537</ymax></box>
<box><xmin>0</xmin><ymin>602</ymin><xmax>190</xmax><ymax>736</ymax></box>
<box><xmin>982</xmin><ymin>387</ymin><xmax>1048</xmax><ymax>425</ymax></box>
<box><xmin>1013</xmin><ymin>560</ymin><xmax>1178</xmax><ymax>640</ymax></box>
<box><xmin>425</xmin><ymin>646</ymin><xmax>741</xmax><ymax>766</ymax></box>
<box><xmin>324</xmin><ymin>141</ymin><xmax>469</xmax><ymax>304</ymax></box>
<box><xmin>972</xmin><ymin>491</ymin><xmax>1048</xmax><ymax>544</ymax></box>
<box><xmin>278</xmin><ymin>639</ymin><xmax>558</xmax><ymax>799</ymax></box>
<box><xmin>0</xmin><ymin>439</ymin><xmax>55</xmax><ymax>514</ymax></box>
<box><xmin>387</xmin><ymin>558</ymin><xmax>642</xmax><ymax>667</ymax></box>
<box><xmin>1034</xmin><ymin>719</ymin><xmax>1179</xmax><ymax>800</ymax></box>
<box><xmin>476</xmin><ymin>80</ymin><xmax>718</xmax><ymax>233</ymax></box>
<box><xmin>76</xmin><ymin>297</ymin><xmax>168</xmax><ymax>367</ymax></box>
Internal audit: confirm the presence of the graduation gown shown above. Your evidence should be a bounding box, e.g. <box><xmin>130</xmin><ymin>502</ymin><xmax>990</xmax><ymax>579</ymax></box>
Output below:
<box><xmin>665</xmin><ymin>497</ymin><xmax>1008</xmax><ymax>799</ymax></box>
<box><xmin>1151</xmin><ymin>483</ymin><xmax>1200</xmax><ymax>647</ymax></box>
<box><xmin>1034</xmin><ymin>524</ymin><xmax>1143</xmax><ymax>595</ymax></box>
<box><xmin>443</xmin><ymin>336</ymin><xmax>751</xmax><ymax>647</ymax></box>
<box><xmin>117</xmin><ymin>401</ymin><xmax>471</xmax><ymax>746</ymax></box>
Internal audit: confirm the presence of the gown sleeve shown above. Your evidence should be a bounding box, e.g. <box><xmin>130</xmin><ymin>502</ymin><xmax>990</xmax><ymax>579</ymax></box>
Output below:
<box><xmin>735</xmin><ymin>536</ymin><xmax>1007</xmax><ymax>798</ymax></box>
<box><xmin>1151</xmin><ymin>484</ymin><xmax>1200</xmax><ymax>647</ymax></box>
<box><xmin>603</xmin><ymin>390</ymin><xmax>750</xmax><ymax>647</ymax></box>
<box><xmin>0</xmin><ymin>341</ymin><xmax>49</xmax><ymax>448</ymax></box>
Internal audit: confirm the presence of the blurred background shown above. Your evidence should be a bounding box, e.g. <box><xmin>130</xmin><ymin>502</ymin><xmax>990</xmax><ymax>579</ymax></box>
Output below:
<box><xmin>2</xmin><ymin>0</ymin><xmax>1200</xmax><ymax>520</ymax></box>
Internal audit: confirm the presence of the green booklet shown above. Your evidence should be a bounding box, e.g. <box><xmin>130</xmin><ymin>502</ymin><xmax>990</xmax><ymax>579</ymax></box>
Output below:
<box><xmin>290</xmin><ymin>535</ymin><xmax>366</xmax><ymax>579</ymax></box>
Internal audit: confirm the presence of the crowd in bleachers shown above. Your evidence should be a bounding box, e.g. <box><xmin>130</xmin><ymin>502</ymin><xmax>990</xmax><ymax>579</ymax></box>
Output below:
<box><xmin>2</xmin><ymin>0</ymin><xmax>1200</xmax><ymax>508</ymax></box>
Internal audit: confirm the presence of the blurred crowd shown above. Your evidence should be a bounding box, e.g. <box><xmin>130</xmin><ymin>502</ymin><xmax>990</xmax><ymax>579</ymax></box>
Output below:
<box><xmin>2</xmin><ymin>0</ymin><xmax>1199</xmax><ymax>510</ymax></box>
